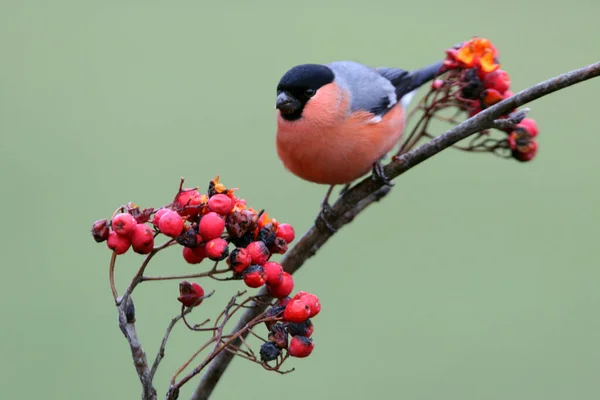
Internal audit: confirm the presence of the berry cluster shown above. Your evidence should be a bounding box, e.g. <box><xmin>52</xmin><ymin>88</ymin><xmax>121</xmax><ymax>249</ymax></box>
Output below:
<box><xmin>260</xmin><ymin>291</ymin><xmax>321</xmax><ymax>361</ymax></box>
<box><xmin>92</xmin><ymin>176</ymin><xmax>321</xmax><ymax>367</ymax></box>
<box><xmin>417</xmin><ymin>37</ymin><xmax>540</xmax><ymax>162</ymax></box>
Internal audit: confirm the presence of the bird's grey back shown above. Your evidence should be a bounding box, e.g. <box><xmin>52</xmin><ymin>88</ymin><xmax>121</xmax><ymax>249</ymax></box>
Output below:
<box><xmin>328</xmin><ymin>61</ymin><xmax>398</xmax><ymax>115</ymax></box>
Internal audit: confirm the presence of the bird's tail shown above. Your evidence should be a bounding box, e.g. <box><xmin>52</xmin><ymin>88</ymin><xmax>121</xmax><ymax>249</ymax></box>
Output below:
<box><xmin>377</xmin><ymin>61</ymin><xmax>444</xmax><ymax>107</ymax></box>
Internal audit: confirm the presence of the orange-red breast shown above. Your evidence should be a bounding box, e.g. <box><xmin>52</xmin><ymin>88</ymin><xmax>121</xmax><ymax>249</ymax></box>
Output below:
<box><xmin>275</xmin><ymin>61</ymin><xmax>442</xmax><ymax>186</ymax></box>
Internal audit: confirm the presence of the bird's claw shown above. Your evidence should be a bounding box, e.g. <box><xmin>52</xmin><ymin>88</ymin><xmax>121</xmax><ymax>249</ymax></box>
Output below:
<box><xmin>371</xmin><ymin>161</ymin><xmax>394</xmax><ymax>186</ymax></box>
<box><xmin>316</xmin><ymin>201</ymin><xmax>337</xmax><ymax>234</ymax></box>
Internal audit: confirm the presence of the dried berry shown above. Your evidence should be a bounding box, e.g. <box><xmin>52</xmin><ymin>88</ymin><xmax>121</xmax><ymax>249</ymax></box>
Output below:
<box><xmin>286</xmin><ymin>319</ymin><xmax>313</xmax><ymax>337</ymax></box>
<box><xmin>177</xmin><ymin>281</ymin><xmax>205</xmax><ymax>307</ymax></box>
<box><xmin>91</xmin><ymin>219</ymin><xmax>110</xmax><ymax>243</ymax></box>
<box><xmin>259</xmin><ymin>342</ymin><xmax>280</xmax><ymax>362</ymax></box>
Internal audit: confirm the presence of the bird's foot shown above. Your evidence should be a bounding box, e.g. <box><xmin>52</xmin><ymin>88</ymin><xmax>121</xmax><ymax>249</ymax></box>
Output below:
<box><xmin>315</xmin><ymin>185</ymin><xmax>338</xmax><ymax>234</ymax></box>
<box><xmin>371</xmin><ymin>160</ymin><xmax>394</xmax><ymax>186</ymax></box>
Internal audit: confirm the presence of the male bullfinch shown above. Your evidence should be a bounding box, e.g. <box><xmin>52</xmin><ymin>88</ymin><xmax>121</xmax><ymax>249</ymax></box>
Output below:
<box><xmin>275</xmin><ymin>60</ymin><xmax>443</xmax><ymax>205</ymax></box>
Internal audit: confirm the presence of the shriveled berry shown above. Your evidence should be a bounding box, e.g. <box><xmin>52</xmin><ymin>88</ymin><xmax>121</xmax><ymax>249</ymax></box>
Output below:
<box><xmin>175</xmin><ymin>188</ymin><xmax>204</xmax><ymax>216</ymax></box>
<box><xmin>152</xmin><ymin>208</ymin><xmax>169</xmax><ymax>227</ymax></box>
<box><xmin>158</xmin><ymin>210</ymin><xmax>184</xmax><ymax>238</ymax></box>
<box><xmin>112</xmin><ymin>213</ymin><xmax>136</xmax><ymax>237</ymax></box>
<box><xmin>199</xmin><ymin>212</ymin><xmax>225</xmax><ymax>241</ymax></box>
<box><xmin>483</xmin><ymin>69</ymin><xmax>510</xmax><ymax>94</ymax></box>
<box><xmin>276</xmin><ymin>297</ymin><xmax>291</xmax><ymax>307</ymax></box>
<box><xmin>230</xmin><ymin>231</ymin><xmax>255</xmax><ymax>248</ymax></box>
<box><xmin>131</xmin><ymin>224</ymin><xmax>154</xmax><ymax>254</ymax></box>
<box><xmin>227</xmin><ymin>248</ymin><xmax>252</xmax><ymax>273</ymax></box>
<box><xmin>243</xmin><ymin>265</ymin><xmax>266</xmax><ymax>288</ymax></box>
<box><xmin>259</xmin><ymin>342</ymin><xmax>280</xmax><ymax>362</ymax></box>
<box><xmin>205</xmin><ymin>238</ymin><xmax>229</xmax><ymax>261</ymax></box>
<box><xmin>257</xmin><ymin>226</ymin><xmax>277</xmax><ymax>247</ymax></box>
<box><xmin>183</xmin><ymin>246</ymin><xmax>207</xmax><ymax>264</ymax></box>
<box><xmin>107</xmin><ymin>231</ymin><xmax>131</xmax><ymax>254</ymax></box>
<box><xmin>293</xmin><ymin>292</ymin><xmax>321</xmax><ymax>318</ymax></box>
<box><xmin>177</xmin><ymin>227</ymin><xmax>198</xmax><ymax>248</ymax></box>
<box><xmin>263</xmin><ymin>261</ymin><xmax>283</xmax><ymax>285</ymax></box>
<box><xmin>225</xmin><ymin>210</ymin><xmax>257</xmax><ymax>238</ymax></box>
<box><xmin>288</xmin><ymin>336</ymin><xmax>314</xmax><ymax>358</ymax></box>
<box><xmin>284</xmin><ymin>299</ymin><xmax>310</xmax><ymax>323</ymax></box>
<box><xmin>246</xmin><ymin>241</ymin><xmax>270</xmax><ymax>265</ymax></box>
<box><xmin>268</xmin><ymin>323</ymin><xmax>289</xmax><ymax>349</ymax></box>
<box><xmin>208</xmin><ymin>194</ymin><xmax>233</xmax><ymax>216</ymax></box>
<box><xmin>267</xmin><ymin>272</ymin><xmax>294</xmax><ymax>298</ymax></box>
<box><xmin>287</xmin><ymin>319</ymin><xmax>313</xmax><ymax>337</ymax></box>
<box><xmin>91</xmin><ymin>219</ymin><xmax>110</xmax><ymax>242</ymax></box>
<box><xmin>276</xmin><ymin>223</ymin><xmax>295</xmax><ymax>244</ymax></box>
<box><xmin>269</xmin><ymin>237</ymin><xmax>288</xmax><ymax>255</ymax></box>
<box><xmin>264</xmin><ymin>305</ymin><xmax>286</xmax><ymax>330</ymax></box>
<box><xmin>177</xmin><ymin>281</ymin><xmax>205</xmax><ymax>307</ymax></box>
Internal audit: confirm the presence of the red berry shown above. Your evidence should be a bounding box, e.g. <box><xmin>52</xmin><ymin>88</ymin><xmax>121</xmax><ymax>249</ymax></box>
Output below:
<box><xmin>228</xmin><ymin>248</ymin><xmax>251</xmax><ymax>273</ymax></box>
<box><xmin>267</xmin><ymin>272</ymin><xmax>294</xmax><ymax>298</ymax></box>
<box><xmin>177</xmin><ymin>281</ymin><xmax>205</xmax><ymax>307</ymax></box>
<box><xmin>246</xmin><ymin>241</ymin><xmax>270</xmax><ymax>265</ymax></box>
<box><xmin>431</xmin><ymin>79</ymin><xmax>444</xmax><ymax>90</ymax></box>
<box><xmin>243</xmin><ymin>265</ymin><xmax>266</xmax><ymax>288</ymax></box>
<box><xmin>131</xmin><ymin>224</ymin><xmax>154</xmax><ymax>254</ymax></box>
<box><xmin>199</xmin><ymin>212</ymin><xmax>225</xmax><ymax>241</ymax></box>
<box><xmin>288</xmin><ymin>336</ymin><xmax>314</xmax><ymax>358</ymax></box>
<box><xmin>276</xmin><ymin>297</ymin><xmax>292</xmax><ymax>307</ymax></box>
<box><xmin>516</xmin><ymin>118</ymin><xmax>539</xmax><ymax>137</ymax></box>
<box><xmin>175</xmin><ymin>189</ymin><xmax>204</xmax><ymax>216</ymax></box>
<box><xmin>283</xmin><ymin>299</ymin><xmax>310</xmax><ymax>323</ymax></box>
<box><xmin>483</xmin><ymin>69</ymin><xmax>510</xmax><ymax>94</ymax></box>
<box><xmin>263</xmin><ymin>261</ymin><xmax>283</xmax><ymax>285</ymax></box>
<box><xmin>153</xmin><ymin>208</ymin><xmax>169</xmax><ymax>227</ymax></box>
<box><xmin>293</xmin><ymin>292</ymin><xmax>321</xmax><ymax>317</ymax></box>
<box><xmin>276</xmin><ymin>223</ymin><xmax>295</xmax><ymax>244</ymax></box>
<box><xmin>183</xmin><ymin>246</ymin><xmax>207</xmax><ymax>264</ymax></box>
<box><xmin>91</xmin><ymin>219</ymin><xmax>110</xmax><ymax>242</ymax></box>
<box><xmin>503</xmin><ymin>90</ymin><xmax>514</xmax><ymax>99</ymax></box>
<box><xmin>205</xmin><ymin>238</ymin><xmax>229</xmax><ymax>261</ymax></box>
<box><xmin>158</xmin><ymin>210</ymin><xmax>184</xmax><ymax>238</ymax></box>
<box><xmin>513</xmin><ymin>140</ymin><xmax>538</xmax><ymax>162</ymax></box>
<box><xmin>112</xmin><ymin>213</ymin><xmax>136</xmax><ymax>237</ymax></box>
<box><xmin>269</xmin><ymin>237</ymin><xmax>288</xmax><ymax>255</ymax></box>
<box><xmin>107</xmin><ymin>231</ymin><xmax>131</xmax><ymax>254</ymax></box>
<box><xmin>208</xmin><ymin>194</ymin><xmax>234</xmax><ymax>216</ymax></box>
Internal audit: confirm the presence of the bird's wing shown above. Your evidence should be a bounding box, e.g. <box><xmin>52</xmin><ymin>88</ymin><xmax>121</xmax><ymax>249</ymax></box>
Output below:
<box><xmin>328</xmin><ymin>61</ymin><xmax>398</xmax><ymax>117</ymax></box>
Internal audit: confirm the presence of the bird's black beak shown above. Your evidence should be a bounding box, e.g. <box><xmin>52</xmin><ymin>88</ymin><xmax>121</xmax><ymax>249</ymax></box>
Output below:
<box><xmin>276</xmin><ymin>92</ymin><xmax>301</xmax><ymax>115</ymax></box>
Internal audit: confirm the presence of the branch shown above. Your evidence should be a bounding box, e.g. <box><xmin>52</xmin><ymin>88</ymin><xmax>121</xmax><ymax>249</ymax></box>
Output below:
<box><xmin>117</xmin><ymin>296</ymin><xmax>157</xmax><ymax>400</ymax></box>
<box><xmin>191</xmin><ymin>61</ymin><xmax>600</xmax><ymax>400</ymax></box>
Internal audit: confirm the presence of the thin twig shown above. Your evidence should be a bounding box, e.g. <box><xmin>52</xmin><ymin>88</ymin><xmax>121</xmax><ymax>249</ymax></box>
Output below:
<box><xmin>150</xmin><ymin>306</ymin><xmax>194</xmax><ymax>380</ymax></box>
<box><xmin>191</xmin><ymin>61</ymin><xmax>600</xmax><ymax>400</ymax></box>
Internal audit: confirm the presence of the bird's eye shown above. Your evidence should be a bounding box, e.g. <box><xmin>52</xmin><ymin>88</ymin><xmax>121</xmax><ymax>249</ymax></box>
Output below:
<box><xmin>305</xmin><ymin>89</ymin><xmax>316</xmax><ymax>97</ymax></box>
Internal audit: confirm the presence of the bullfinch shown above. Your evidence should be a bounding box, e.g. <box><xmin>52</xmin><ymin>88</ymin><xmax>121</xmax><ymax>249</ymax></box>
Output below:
<box><xmin>275</xmin><ymin>60</ymin><xmax>443</xmax><ymax>204</ymax></box>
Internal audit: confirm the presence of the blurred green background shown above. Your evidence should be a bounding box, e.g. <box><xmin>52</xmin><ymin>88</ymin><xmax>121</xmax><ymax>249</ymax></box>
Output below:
<box><xmin>1</xmin><ymin>1</ymin><xmax>599</xmax><ymax>399</ymax></box>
